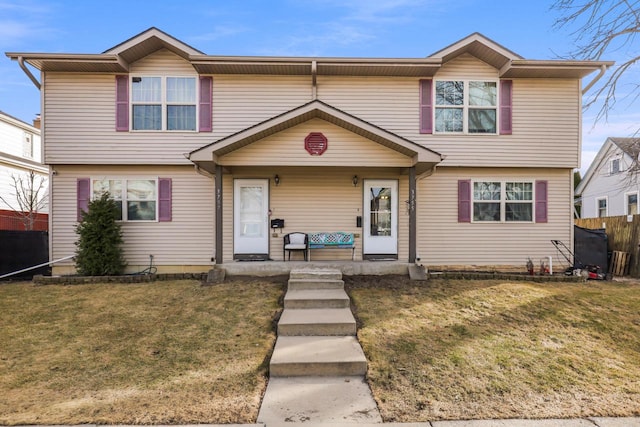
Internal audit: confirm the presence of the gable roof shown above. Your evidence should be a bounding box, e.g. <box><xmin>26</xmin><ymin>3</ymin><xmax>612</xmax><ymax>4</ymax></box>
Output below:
<box><xmin>6</xmin><ymin>28</ymin><xmax>612</xmax><ymax>79</ymax></box>
<box><xmin>576</xmin><ymin>137</ymin><xmax>640</xmax><ymax>195</ymax></box>
<box><xmin>103</xmin><ymin>27</ymin><xmax>203</xmax><ymax>62</ymax></box>
<box><xmin>428</xmin><ymin>32</ymin><xmax>523</xmax><ymax>69</ymax></box>
<box><xmin>189</xmin><ymin>100</ymin><xmax>442</xmax><ymax>174</ymax></box>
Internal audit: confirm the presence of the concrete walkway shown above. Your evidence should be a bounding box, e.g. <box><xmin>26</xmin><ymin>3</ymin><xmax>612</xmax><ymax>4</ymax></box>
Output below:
<box><xmin>258</xmin><ymin>268</ymin><xmax>382</xmax><ymax>424</ymax></box>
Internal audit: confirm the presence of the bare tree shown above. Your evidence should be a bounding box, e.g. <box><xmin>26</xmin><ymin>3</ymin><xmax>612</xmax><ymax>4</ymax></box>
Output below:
<box><xmin>554</xmin><ymin>0</ymin><xmax>640</xmax><ymax>182</ymax></box>
<box><xmin>553</xmin><ymin>0</ymin><xmax>640</xmax><ymax>119</ymax></box>
<box><xmin>0</xmin><ymin>170</ymin><xmax>48</xmax><ymax>230</ymax></box>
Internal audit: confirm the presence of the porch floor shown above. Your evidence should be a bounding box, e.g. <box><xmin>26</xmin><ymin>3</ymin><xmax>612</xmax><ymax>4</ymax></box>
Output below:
<box><xmin>216</xmin><ymin>260</ymin><xmax>410</xmax><ymax>277</ymax></box>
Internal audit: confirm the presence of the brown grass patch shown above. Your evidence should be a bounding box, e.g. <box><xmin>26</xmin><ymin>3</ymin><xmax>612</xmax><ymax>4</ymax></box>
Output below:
<box><xmin>0</xmin><ymin>278</ymin><xmax>284</xmax><ymax>425</ymax></box>
<box><xmin>347</xmin><ymin>276</ymin><xmax>640</xmax><ymax>422</ymax></box>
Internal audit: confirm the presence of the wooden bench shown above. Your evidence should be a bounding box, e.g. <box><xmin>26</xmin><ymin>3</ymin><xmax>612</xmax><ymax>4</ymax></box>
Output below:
<box><xmin>308</xmin><ymin>232</ymin><xmax>355</xmax><ymax>261</ymax></box>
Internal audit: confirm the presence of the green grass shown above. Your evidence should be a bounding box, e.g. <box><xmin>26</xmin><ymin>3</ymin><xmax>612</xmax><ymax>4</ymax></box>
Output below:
<box><xmin>347</xmin><ymin>276</ymin><xmax>640</xmax><ymax>422</ymax></box>
<box><xmin>0</xmin><ymin>278</ymin><xmax>284</xmax><ymax>425</ymax></box>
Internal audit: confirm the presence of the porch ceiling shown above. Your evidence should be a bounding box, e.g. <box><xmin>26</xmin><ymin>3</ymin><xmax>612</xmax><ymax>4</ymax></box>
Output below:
<box><xmin>188</xmin><ymin>100</ymin><xmax>442</xmax><ymax>175</ymax></box>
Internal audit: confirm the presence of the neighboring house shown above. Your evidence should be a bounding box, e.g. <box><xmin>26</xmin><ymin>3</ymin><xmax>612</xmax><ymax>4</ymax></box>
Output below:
<box><xmin>576</xmin><ymin>137</ymin><xmax>640</xmax><ymax>219</ymax></box>
<box><xmin>6</xmin><ymin>28</ymin><xmax>612</xmax><ymax>274</ymax></box>
<box><xmin>0</xmin><ymin>111</ymin><xmax>48</xmax><ymax>231</ymax></box>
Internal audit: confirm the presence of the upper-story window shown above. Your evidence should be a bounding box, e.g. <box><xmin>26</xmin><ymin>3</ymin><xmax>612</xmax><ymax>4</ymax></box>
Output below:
<box><xmin>610</xmin><ymin>157</ymin><xmax>621</xmax><ymax>175</ymax></box>
<box><xmin>23</xmin><ymin>132</ymin><xmax>33</xmax><ymax>158</ymax></box>
<box><xmin>131</xmin><ymin>76</ymin><xmax>197</xmax><ymax>131</ymax></box>
<box><xmin>435</xmin><ymin>80</ymin><xmax>497</xmax><ymax>134</ymax></box>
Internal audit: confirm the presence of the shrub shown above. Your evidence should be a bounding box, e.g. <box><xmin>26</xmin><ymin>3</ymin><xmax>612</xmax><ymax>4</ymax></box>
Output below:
<box><xmin>75</xmin><ymin>193</ymin><xmax>126</xmax><ymax>275</ymax></box>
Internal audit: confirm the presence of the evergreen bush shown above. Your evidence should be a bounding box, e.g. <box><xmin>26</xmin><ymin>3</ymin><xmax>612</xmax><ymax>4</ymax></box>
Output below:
<box><xmin>75</xmin><ymin>192</ymin><xmax>126</xmax><ymax>276</ymax></box>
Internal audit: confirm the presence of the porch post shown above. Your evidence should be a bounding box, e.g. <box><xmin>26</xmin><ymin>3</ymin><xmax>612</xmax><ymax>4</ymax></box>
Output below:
<box><xmin>215</xmin><ymin>165</ymin><xmax>223</xmax><ymax>263</ymax></box>
<box><xmin>409</xmin><ymin>166</ymin><xmax>417</xmax><ymax>263</ymax></box>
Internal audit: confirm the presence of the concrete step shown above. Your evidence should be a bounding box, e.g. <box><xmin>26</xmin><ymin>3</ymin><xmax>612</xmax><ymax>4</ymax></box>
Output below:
<box><xmin>257</xmin><ymin>376</ymin><xmax>382</xmax><ymax>423</ymax></box>
<box><xmin>278</xmin><ymin>308</ymin><xmax>356</xmax><ymax>336</ymax></box>
<box><xmin>284</xmin><ymin>288</ymin><xmax>351</xmax><ymax>309</ymax></box>
<box><xmin>288</xmin><ymin>278</ymin><xmax>345</xmax><ymax>290</ymax></box>
<box><xmin>289</xmin><ymin>269</ymin><xmax>343</xmax><ymax>280</ymax></box>
<box><xmin>270</xmin><ymin>336</ymin><xmax>367</xmax><ymax>377</ymax></box>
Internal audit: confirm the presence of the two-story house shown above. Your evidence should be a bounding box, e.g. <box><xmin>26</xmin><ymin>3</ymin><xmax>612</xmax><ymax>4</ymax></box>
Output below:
<box><xmin>576</xmin><ymin>137</ymin><xmax>640</xmax><ymax>218</ymax></box>
<box><xmin>6</xmin><ymin>28</ymin><xmax>612</xmax><ymax>275</ymax></box>
<box><xmin>0</xmin><ymin>111</ymin><xmax>48</xmax><ymax>231</ymax></box>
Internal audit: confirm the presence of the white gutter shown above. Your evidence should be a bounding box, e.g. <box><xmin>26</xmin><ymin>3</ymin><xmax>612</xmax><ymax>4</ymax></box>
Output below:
<box><xmin>582</xmin><ymin>64</ymin><xmax>609</xmax><ymax>95</ymax></box>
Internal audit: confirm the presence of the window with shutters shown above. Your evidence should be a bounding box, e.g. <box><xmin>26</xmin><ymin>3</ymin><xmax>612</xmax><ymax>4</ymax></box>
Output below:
<box><xmin>131</xmin><ymin>76</ymin><xmax>197</xmax><ymax>131</ymax></box>
<box><xmin>472</xmin><ymin>180</ymin><xmax>533</xmax><ymax>222</ymax></box>
<box><xmin>435</xmin><ymin>80</ymin><xmax>497</xmax><ymax>134</ymax></box>
<box><xmin>92</xmin><ymin>178</ymin><xmax>158</xmax><ymax>221</ymax></box>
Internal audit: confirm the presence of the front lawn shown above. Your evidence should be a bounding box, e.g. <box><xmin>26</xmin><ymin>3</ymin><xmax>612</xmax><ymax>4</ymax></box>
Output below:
<box><xmin>347</xmin><ymin>276</ymin><xmax>640</xmax><ymax>421</ymax></box>
<box><xmin>0</xmin><ymin>278</ymin><xmax>283</xmax><ymax>425</ymax></box>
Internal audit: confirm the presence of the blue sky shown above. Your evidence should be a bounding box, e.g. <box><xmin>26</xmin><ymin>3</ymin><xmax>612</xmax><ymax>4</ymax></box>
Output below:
<box><xmin>1</xmin><ymin>0</ymin><xmax>638</xmax><ymax>173</ymax></box>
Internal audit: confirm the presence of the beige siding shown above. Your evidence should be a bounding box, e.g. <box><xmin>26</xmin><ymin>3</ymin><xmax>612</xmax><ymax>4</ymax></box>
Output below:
<box><xmin>220</xmin><ymin>118</ymin><xmax>411</xmax><ymax>167</ymax></box>
<box><xmin>317</xmin><ymin>54</ymin><xmax>581</xmax><ymax>169</ymax></box>
<box><xmin>212</xmin><ymin>74</ymin><xmax>312</xmax><ymax>137</ymax></box>
<box><xmin>44</xmin><ymin>50</ymin><xmax>580</xmax><ymax>169</ymax></box>
<box><xmin>130</xmin><ymin>49</ymin><xmax>195</xmax><ymax>74</ymax></box>
<box><xmin>221</xmin><ymin>167</ymin><xmax>408</xmax><ymax>262</ymax></box>
<box><xmin>418</xmin><ymin>167</ymin><xmax>572</xmax><ymax>267</ymax></box>
<box><xmin>50</xmin><ymin>165</ymin><xmax>214</xmax><ymax>274</ymax></box>
<box><xmin>43</xmin><ymin>52</ymin><xmax>312</xmax><ymax>165</ymax></box>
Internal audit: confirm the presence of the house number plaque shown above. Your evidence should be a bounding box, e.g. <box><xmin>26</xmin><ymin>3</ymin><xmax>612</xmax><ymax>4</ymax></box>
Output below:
<box><xmin>305</xmin><ymin>132</ymin><xmax>328</xmax><ymax>155</ymax></box>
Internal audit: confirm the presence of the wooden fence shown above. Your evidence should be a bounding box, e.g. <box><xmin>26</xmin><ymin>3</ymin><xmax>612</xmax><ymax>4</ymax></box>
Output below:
<box><xmin>575</xmin><ymin>215</ymin><xmax>640</xmax><ymax>277</ymax></box>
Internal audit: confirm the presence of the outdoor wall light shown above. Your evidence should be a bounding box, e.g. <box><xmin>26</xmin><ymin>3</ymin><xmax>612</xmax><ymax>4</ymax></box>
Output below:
<box><xmin>352</xmin><ymin>175</ymin><xmax>358</xmax><ymax>187</ymax></box>
<box><xmin>274</xmin><ymin>174</ymin><xmax>280</xmax><ymax>186</ymax></box>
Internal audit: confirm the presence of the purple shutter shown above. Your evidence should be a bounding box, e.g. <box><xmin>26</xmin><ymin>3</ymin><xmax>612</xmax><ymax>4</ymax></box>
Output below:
<box><xmin>500</xmin><ymin>79</ymin><xmax>512</xmax><ymax>135</ymax></box>
<box><xmin>115</xmin><ymin>75</ymin><xmax>129</xmax><ymax>131</ymax></box>
<box><xmin>458</xmin><ymin>179</ymin><xmax>471</xmax><ymax>223</ymax></box>
<box><xmin>199</xmin><ymin>76</ymin><xmax>213</xmax><ymax>132</ymax></box>
<box><xmin>419</xmin><ymin>79</ymin><xmax>433</xmax><ymax>134</ymax></box>
<box><xmin>77</xmin><ymin>178</ymin><xmax>90</xmax><ymax>221</ymax></box>
<box><xmin>535</xmin><ymin>180</ymin><xmax>548</xmax><ymax>223</ymax></box>
<box><xmin>158</xmin><ymin>178</ymin><xmax>172</xmax><ymax>222</ymax></box>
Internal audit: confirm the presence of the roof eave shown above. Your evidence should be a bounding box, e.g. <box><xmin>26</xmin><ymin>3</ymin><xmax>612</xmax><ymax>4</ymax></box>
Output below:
<box><xmin>501</xmin><ymin>60</ymin><xmax>615</xmax><ymax>79</ymax></box>
<box><xmin>6</xmin><ymin>53</ymin><xmax>128</xmax><ymax>72</ymax></box>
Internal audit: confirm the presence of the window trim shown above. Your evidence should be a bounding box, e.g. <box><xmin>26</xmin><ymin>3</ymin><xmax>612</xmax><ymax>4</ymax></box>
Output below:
<box><xmin>596</xmin><ymin>196</ymin><xmax>608</xmax><ymax>218</ymax></box>
<box><xmin>471</xmin><ymin>179</ymin><xmax>535</xmax><ymax>223</ymax></box>
<box><xmin>434</xmin><ymin>79</ymin><xmax>499</xmax><ymax>135</ymax></box>
<box><xmin>130</xmin><ymin>75</ymin><xmax>198</xmax><ymax>132</ymax></box>
<box><xmin>610</xmin><ymin>157</ymin><xmax>622</xmax><ymax>175</ymax></box>
<box><xmin>91</xmin><ymin>177</ymin><xmax>159</xmax><ymax>222</ymax></box>
<box><xmin>625</xmin><ymin>191</ymin><xmax>638</xmax><ymax>216</ymax></box>
<box><xmin>23</xmin><ymin>132</ymin><xmax>33</xmax><ymax>158</ymax></box>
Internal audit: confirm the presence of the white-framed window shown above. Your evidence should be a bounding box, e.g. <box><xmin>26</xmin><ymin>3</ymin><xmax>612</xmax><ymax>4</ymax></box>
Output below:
<box><xmin>131</xmin><ymin>76</ymin><xmax>197</xmax><ymax>131</ymax></box>
<box><xmin>435</xmin><ymin>80</ymin><xmax>497</xmax><ymax>134</ymax></box>
<box><xmin>610</xmin><ymin>157</ymin><xmax>621</xmax><ymax>175</ymax></box>
<box><xmin>626</xmin><ymin>192</ymin><xmax>638</xmax><ymax>215</ymax></box>
<box><xmin>597</xmin><ymin>197</ymin><xmax>608</xmax><ymax>218</ymax></box>
<box><xmin>92</xmin><ymin>178</ymin><xmax>158</xmax><ymax>221</ymax></box>
<box><xmin>23</xmin><ymin>132</ymin><xmax>33</xmax><ymax>158</ymax></box>
<box><xmin>473</xmin><ymin>180</ymin><xmax>533</xmax><ymax>222</ymax></box>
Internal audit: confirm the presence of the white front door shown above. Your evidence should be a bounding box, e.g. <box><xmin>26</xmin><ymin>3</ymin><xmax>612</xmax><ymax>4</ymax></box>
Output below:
<box><xmin>363</xmin><ymin>180</ymin><xmax>398</xmax><ymax>256</ymax></box>
<box><xmin>234</xmin><ymin>179</ymin><xmax>269</xmax><ymax>257</ymax></box>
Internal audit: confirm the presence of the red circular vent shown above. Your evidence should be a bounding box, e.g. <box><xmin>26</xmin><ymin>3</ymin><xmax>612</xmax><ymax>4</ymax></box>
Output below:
<box><xmin>304</xmin><ymin>132</ymin><xmax>328</xmax><ymax>155</ymax></box>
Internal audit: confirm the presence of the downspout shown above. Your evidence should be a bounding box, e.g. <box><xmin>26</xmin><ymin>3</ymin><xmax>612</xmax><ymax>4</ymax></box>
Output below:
<box><xmin>17</xmin><ymin>56</ymin><xmax>41</xmax><ymax>90</ymax></box>
<box><xmin>311</xmin><ymin>60</ymin><xmax>317</xmax><ymax>100</ymax></box>
<box><xmin>582</xmin><ymin>64</ymin><xmax>608</xmax><ymax>95</ymax></box>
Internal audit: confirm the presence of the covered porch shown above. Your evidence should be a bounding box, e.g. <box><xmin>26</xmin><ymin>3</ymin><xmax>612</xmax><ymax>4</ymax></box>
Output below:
<box><xmin>189</xmin><ymin>100</ymin><xmax>442</xmax><ymax>264</ymax></box>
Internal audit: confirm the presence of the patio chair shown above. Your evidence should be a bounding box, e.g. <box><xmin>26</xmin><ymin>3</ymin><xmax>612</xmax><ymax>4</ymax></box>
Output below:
<box><xmin>283</xmin><ymin>232</ymin><xmax>308</xmax><ymax>261</ymax></box>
